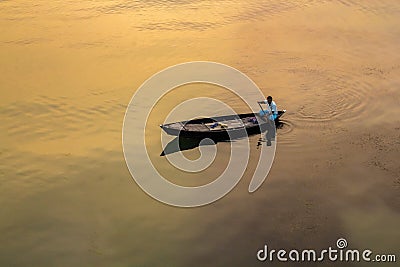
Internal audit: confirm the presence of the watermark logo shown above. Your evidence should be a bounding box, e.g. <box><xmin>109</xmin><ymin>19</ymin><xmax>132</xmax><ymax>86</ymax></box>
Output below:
<box><xmin>257</xmin><ymin>238</ymin><xmax>397</xmax><ymax>263</ymax></box>
<box><xmin>336</xmin><ymin>238</ymin><xmax>348</xmax><ymax>249</ymax></box>
<box><xmin>122</xmin><ymin>62</ymin><xmax>276</xmax><ymax>207</ymax></box>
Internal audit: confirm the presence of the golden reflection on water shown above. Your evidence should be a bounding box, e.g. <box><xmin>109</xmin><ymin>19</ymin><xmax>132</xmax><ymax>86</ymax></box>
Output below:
<box><xmin>1</xmin><ymin>0</ymin><xmax>399</xmax><ymax>266</ymax></box>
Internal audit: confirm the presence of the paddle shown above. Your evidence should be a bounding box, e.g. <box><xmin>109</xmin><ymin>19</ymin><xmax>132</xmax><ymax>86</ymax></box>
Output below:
<box><xmin>258</xmin><ymin>101</ymin><xmax>271</xmax><ymax>117</ymax></box>
<box><xmin>258</xmin><ymin>102</ymin><xmax>266</xmax><ymax>116</ymax></box>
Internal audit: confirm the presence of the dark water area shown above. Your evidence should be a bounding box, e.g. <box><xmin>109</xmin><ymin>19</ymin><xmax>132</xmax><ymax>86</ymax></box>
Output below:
<box><xmin>1</xmin><ymin>0</ymin><xmax>399</xmax><ymax>266</ymax></box>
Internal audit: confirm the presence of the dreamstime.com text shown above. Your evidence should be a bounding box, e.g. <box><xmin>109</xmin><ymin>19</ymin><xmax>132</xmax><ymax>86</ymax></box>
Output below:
<box><xmin>257</xmin><ymin>238</ymin><xmax>396</xmax><ymax>263</ymax></box>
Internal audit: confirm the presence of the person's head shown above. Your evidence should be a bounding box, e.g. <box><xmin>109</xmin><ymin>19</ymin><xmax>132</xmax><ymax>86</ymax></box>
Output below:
<box><xmin>267</xmin><ymin>96</ymin><xmax>273</xmax><ymax>104</ymax></box>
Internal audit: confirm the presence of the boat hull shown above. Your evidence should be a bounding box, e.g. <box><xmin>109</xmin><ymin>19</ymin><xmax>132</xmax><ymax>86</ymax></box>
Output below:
<box><xmin>160</xmin><ymin>111</ymin><xmax>285</xmax><ymax>140</ymax></box>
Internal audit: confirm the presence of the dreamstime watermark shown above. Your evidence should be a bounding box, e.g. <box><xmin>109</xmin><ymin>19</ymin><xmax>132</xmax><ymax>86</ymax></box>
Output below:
<box><xmin>257</xmin><ymin>238</ymin><xmax>397</xmax><ymax>263</ymax></box>
<box><xmin>122</xmin><ymin>61</ymin><xmax>276</xmax><ymax>207</ymax></box>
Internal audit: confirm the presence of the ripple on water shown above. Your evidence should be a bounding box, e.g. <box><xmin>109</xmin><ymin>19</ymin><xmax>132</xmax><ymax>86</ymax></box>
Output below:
<box><xmin>277</xmin><ymin>120</ymin><xmax>294</xmax><ymax>135</ymax></box>
<box><xmin>276</xmin><ymin>119</ymin><xmax>299</xmax><ymax>148</ymax></box>
<box><xmin>1</xmin><ymin>93</ymin><xmax>125</xmax><ymax>142</ymax></box>
<box><xmin>94</xmin><ymin>0</ymin><xmax>323</xmax><ymax>31</ymax></box>
<box><xmin>291</xmin><ymin>69</ymin><xmax>374</xmax><ymax>125</ymax></box>
<box><xmin>335</xmin><ymin>0</ymin><xmax>400</xmax><ymax>16</ymax></box>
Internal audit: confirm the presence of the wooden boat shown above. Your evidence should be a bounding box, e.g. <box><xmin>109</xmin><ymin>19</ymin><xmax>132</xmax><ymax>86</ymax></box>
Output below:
<box><xmin>160</xmin><ymin>110</ymin><xmax>286</xmax><ymax>140</ymax></box>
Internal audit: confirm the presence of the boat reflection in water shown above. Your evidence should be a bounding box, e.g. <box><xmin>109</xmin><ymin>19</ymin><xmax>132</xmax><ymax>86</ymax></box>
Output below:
<box><xmin>160</xmin><ymin>136</ymin><xmax>217</xmax><ymax>156</ymax></box>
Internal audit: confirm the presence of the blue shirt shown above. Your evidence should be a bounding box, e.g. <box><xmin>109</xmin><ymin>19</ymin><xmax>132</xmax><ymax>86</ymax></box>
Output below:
<box><xmin>262</xmin><ymin>100</ymin><xmax>278</xmax><ymax>115</ymax></box>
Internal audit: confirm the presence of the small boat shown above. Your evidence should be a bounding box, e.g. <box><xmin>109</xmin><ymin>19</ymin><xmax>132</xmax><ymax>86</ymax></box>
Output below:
<box><xmin>160</xmin><ymin>110</ymin><xmax>286</xmax><ymax>140</ymax></box>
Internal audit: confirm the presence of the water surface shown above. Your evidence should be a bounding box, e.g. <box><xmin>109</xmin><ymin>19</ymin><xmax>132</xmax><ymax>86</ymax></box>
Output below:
<box><xmin>1</xmin><ymin>0</ymin><xmax>399</xmax><ymax>266</ymax></box>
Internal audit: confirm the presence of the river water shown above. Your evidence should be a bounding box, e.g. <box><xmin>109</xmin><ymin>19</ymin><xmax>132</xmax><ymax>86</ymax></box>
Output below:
<box><xmin>1</xmin><ymin>0</ymin><xmax>399</xmax><ymax>266</ymax></box>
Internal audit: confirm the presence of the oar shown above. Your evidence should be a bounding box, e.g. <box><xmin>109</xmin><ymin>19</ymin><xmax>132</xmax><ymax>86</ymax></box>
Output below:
<box><xmin>258</xmin><ymin>101</ymin><xmax>272</xmax><ymax>117</ymax></box>
<box><xmin>258</xmin><ymin>102</ymin><xmax>266</xmax><ymax>115</ymax></box>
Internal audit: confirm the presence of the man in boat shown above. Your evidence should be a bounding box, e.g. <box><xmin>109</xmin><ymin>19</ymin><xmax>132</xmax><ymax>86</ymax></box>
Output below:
<box><xmin>258</xmin><ymin>96</ymin><xmax>278</xmax><ymax>121</ymax></box>
<box><xmin>257</xmin><ymin>96</ymin><xmax>277</xmax><ymax>146</ymax></box>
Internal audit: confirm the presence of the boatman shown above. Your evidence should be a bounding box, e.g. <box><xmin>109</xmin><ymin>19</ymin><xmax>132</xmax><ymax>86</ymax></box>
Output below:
<box><xmin>258</xmin><ymin>96</ymin><xmax>278</xmax><ymax>121</ymax></box>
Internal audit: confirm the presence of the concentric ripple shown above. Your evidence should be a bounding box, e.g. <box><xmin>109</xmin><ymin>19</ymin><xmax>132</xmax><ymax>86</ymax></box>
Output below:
<box><xmin>292</xmin><ymin>69</ymin><xmax>374</xmax><ymax>125</ymax></box>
